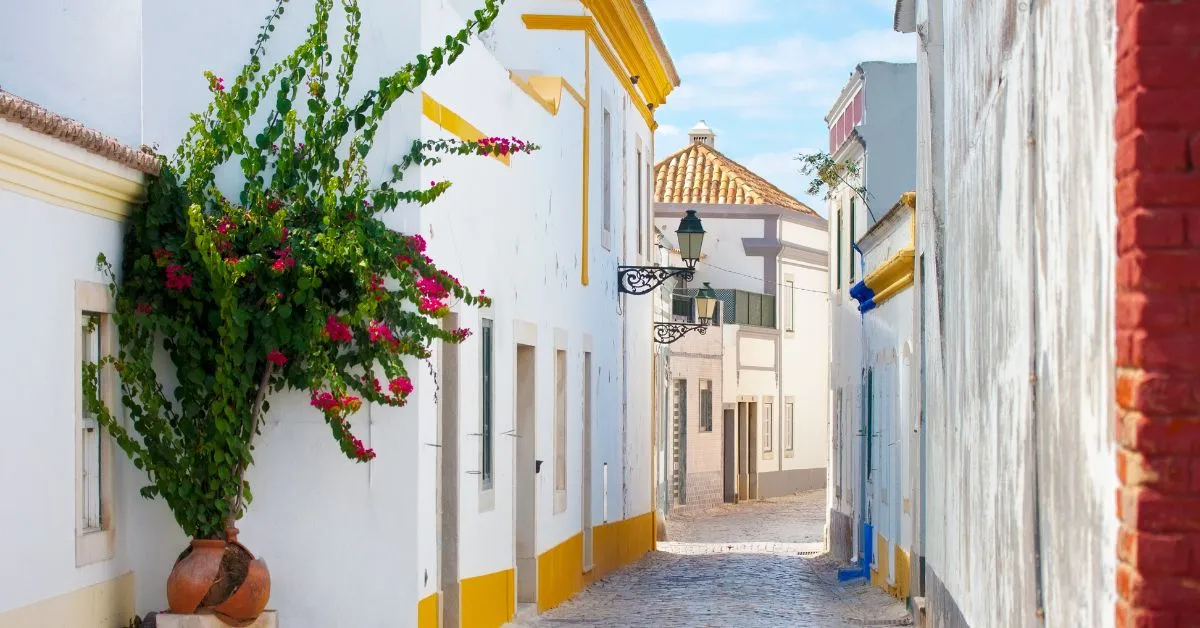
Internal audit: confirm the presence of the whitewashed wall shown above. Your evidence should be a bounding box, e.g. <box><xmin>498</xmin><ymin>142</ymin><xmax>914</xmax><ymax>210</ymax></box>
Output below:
<box><xmin>0</xmin><ymin>0</ymin><xmax>660</xmax><ymax>626</ymax></box>
<box><xmin>918</xmin><ymin>0</ymin><xmax>1118</xmax><ymax>625</ymax></box>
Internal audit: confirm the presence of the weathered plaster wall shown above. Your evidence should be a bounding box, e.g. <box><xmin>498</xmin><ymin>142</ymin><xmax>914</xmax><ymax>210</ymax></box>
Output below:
<box><xmin>921</xmin><ymin>1</ymin><xmax>1118</xmax><ymax>625</ymax></box>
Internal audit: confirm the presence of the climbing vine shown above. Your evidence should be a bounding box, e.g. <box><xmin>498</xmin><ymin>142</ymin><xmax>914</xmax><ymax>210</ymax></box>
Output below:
<box><xmin>797</xmin><ymin>151</ymin><xmax>875</xmax><ymax>221</ymax></box>
<box><xmin>82</xmin><ymin>0</ymin><xmax>536</xmax><ymax>540</ymax></box>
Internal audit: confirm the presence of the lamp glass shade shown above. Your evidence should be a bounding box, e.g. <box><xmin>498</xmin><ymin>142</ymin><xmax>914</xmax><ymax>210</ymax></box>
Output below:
<box><xmin>675</xmin><ymin>210</ymin><xmax>706</xmax><ymax>263</ymax></box>
<box><xmin>695</xmin><ymin>282</ymin><xmax>718</xmax><ymax>324</ymax></box>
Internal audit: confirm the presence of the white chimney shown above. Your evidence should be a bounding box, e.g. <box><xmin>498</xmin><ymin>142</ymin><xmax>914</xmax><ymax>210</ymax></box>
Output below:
<box><xmin>688</xmin><ymin>120</ymin><xmax>716</xmax><ymax>148</ymax></box>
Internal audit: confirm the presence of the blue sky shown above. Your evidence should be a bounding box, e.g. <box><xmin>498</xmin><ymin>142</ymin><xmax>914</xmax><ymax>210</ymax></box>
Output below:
<box><xmin>644</xmin><ymin>0</ymin><xmax>915</xmax><ymax>215</ymax></box>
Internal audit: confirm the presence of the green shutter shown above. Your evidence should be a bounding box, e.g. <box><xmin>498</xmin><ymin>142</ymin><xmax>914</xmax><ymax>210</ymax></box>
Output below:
<box><xmin>849</xmin><ymin>199</ymin><xmax>857</xmax><ymax>282</ymax></box>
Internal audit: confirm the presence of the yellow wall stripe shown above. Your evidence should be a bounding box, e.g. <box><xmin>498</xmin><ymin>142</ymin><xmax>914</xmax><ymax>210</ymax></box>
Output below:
<box><xmin>421</xmin><ymin>92</ymin><xmax>511</xmax><ymax>167</ymax></box>
<box><xmin>460</xmin><ymin>567</ymin><xmax>515</xmax><ymax>628</ymax></box>
<box><xmin>417</xmin><ymin>592</ymin><xmax>439</xmax><ymax>628</ymax></box>
<box><xmin>0</xmin><ymin>572</ymin><xmax>135</xmax><ymax>628</ymax></box>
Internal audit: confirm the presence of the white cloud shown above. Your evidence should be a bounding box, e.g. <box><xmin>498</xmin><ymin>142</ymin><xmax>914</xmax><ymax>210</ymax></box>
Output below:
<box><xmin>656</xmin><ymin>124</ymin><xmax>682</xmax><ymax>138</ymax></box>
<box><xmin>645</xmin><ymin>0</ymin><xmax>769</xmax><ymax>24</ymax></box>
<box><xmin>666</xmin><ymin>29</ymin><xmax>915</xmax><ymax>118</ymax></box>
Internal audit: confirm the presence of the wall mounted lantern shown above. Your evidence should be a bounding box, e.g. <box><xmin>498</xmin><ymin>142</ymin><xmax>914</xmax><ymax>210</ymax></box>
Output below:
<box><xmin>653</xmin><ymin>282</ymin><xmax>718</xmax><ymax>344</ymax></box>
<box><xmin>618</xmin><ymin>210</ymin><xmax>705</xmax><ymax>295</ymax></box>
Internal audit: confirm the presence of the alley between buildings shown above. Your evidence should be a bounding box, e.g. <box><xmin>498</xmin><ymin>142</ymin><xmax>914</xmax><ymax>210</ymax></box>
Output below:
<box><xmin>507</xmin><ymin>491</ymin><xmax>909</xmax><ymax>628</ymax></box>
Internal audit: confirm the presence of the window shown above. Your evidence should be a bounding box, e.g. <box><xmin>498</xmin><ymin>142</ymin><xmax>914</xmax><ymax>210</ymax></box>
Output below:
<box><xmin>784</xmin><ymin>279</ymin><xmax>795</xmax><ymax>333</ymax></box>
<box><xmin>867</xmin><ymin>372</ymin><xmax>875</xmax><ymax>476</ymax></box>
<box><xmin>733</xmin><ymin>290</ymin><xmax>776</xmax><ymax>328</ymax></box>
<box><xmin>849</xmin><ymin>198</ymin><xmax>857</xmax><ymax>283</ymax></box>
<box><xmin>672</xmin><ymin>294</ymin><xmax>693</xmax><ymax>321</ymax></box>
<box><xmin>699</xmin><ymin>380</ymin><xmax>713</xmax><ymax>432</ymax></box>
<box><xmin>481</xmin><ymin>318</ymin><xmax>494</xmax><ymax>490</ymax></box>
<box><xmin>555</xmin><ymin>349</ymin><xmax>568</xmax><ymax>505</ymax></box>
<box><xmin>835</xmin><ymin>209</ymin><xmax>843</xmax><ymax>289</ymax></box>
<box><xmin>636</xmin><ymin>148</ymin><xmax>643</xmax><ymax>256</ymax></box>
<box><xmin>762</xmin><ymin>402</ymin><xmax>773</xmax><ymax>453</ymax></box>
<box><xmin>76</xmin><ymin>281</ymin><xmax>115</xmax><ymax>566</ymax></box>
<box><xmin>601</xmin><ymin>108</ymin><xmax>613</xmax><ymax>250</ymax></box>
<box><xmin>784</xmin><ymin>402</ymin><xmax>795</xmax><ymax>453</ymax></box>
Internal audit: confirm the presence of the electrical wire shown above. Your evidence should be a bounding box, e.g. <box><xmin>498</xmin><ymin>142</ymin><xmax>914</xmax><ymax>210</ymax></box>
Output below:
<box><xmin>695</xmin><ymin>260</ymin><xmax>831</xmax><ymax>297</ymax></box>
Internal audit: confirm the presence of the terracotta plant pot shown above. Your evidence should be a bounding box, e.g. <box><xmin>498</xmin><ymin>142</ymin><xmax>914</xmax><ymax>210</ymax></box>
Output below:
<box><xmin>165</xmin><ymin>529</ymin><xmax>271</xmax><ymax>625</ymax></box>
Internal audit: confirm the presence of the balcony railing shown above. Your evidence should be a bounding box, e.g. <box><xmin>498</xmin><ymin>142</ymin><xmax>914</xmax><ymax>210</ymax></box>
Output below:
<box><xmin>671</xmin><ymin>288</ymin><xmax>776</xmax><ymax>329</ymax></box>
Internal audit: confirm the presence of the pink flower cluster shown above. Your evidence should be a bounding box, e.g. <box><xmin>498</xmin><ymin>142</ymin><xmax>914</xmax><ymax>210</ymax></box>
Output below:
<box><xmin>388</xmin><ymin>376</ymin><xmax>414</xmax><ymax>396</ymax></box>
<box><xmin>165</xmin><ymin>264</ymin><xmax>192</xmax><ymax>291</ymax></box>
<box><xmin>349</xmin><ymin>435</ymin><xmax>375</xmax><ymax>461</ymax></box>
<box><xmin>325</xmin><ymin>315</ymin><xmax>353</xmax><ymax>343</ymax></box>
<box><xmin>136</xmin><ymin>303</ymin><xmax>153</xmax><ymax>315</ymax></box>
<box><xmin>272</xmin><ymin>247</ymin><xmax>296</xmax><ymax>272</ymax></box>
<box><xmin>477</xmin><ymin>136</ymin><xmax>531</xmax><ymax>157</ymax></box>
<box><xmin>310</xmin><ymin>391</ymin><xmax>363</xmax><ymax>414</ymax></box>
<box><xmin>210</xmin><ymin>76</ymin><xmax>226</xmax><ymax>92</ymax></box>
<box><xmin>215</xmin><ymin>216</ymin><xmax>235</xmax><ymax>235</ymax></box>
<box><xmin>266</xmin><ymin>349</ymin><xmax>287</xmax><ymax>366</ymax></box>
<box><xmin>369</xmin><ymin>274</ymin><xmax>386</xmax><ymax>301</ymax></box>
<box><xmin>367</xmin><ymin>320</ymin><xmax>399</xmax><ymax>348</ymax></box>
<box><xmin>451</xmin><ymin>327</ymin><xmax>473</xmax><ymax>341</ymax></box>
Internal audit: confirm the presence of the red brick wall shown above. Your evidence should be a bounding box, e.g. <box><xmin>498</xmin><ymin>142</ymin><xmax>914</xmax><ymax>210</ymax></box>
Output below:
<box><xmin>1115</xmin><ymin>2</ymin><xmax>1200</xmax><ymax>626</ymax></box>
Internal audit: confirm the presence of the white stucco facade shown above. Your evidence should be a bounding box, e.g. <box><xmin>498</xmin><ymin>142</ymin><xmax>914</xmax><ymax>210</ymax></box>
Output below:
<box><xmin>655</xmin><ymin>178</ymin><xmax>830</xmax><ymax>507</ymax></box>
<box><xmin>0</xmin><ymin>1</ymin><xmax>677</xmax><ymax>627</ymax></box>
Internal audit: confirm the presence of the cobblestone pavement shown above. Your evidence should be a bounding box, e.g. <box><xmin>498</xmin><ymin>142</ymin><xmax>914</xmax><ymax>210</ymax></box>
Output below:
<box><xmin>506</xmin><ymin>491</ymin><xmax>911</xmax><ymax>628</ymax></box>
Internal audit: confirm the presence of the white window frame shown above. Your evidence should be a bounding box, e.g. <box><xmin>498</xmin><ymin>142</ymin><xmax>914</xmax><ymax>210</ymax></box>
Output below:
<box><xmin>784</xmin><ymin>398</ymin><xmax>795</xmax><ymax>457</ymax></box>
<box><xmin>601</xmin><ymin>105</ymin><xmax>613</xmax><ymax>251</ymax></box>
<box><xmin>784</xmin><ymin>275</ymin><xmax>795</xmax><ymax>335</ymax></box>
<box><xmin>76</xmin><ymin>280</ymin><xmax>116</xmax><ymax>567</ymax></box>
<box><xmin>554</xmin><ymin>343</ymin><xmax>568</xmax><ymax>514</ymax></box>
<box><xmin>478</xmin><ymin>315</ymin><xmax>496</xmax><ymax>512</ymax></box>
<box><xmin>762</xmin><ymin>398</ymin><xmax>774</xmax><ymax>455</ymax></box>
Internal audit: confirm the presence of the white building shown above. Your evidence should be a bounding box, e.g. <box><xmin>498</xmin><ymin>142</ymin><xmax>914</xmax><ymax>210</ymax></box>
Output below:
<box><xmin>653</xmin><ymin>123</ymin><xmax>830</xmax><ymax>511</ymax></box>
<box><xmin>0</xmin><ymin>1</ymin><xmax>677</xmax><ymax>627</ymax></box>
<box><xmin>825</xmin><ymin>61</ymin><xmax>916</xmax><ymax>565</ymax></box>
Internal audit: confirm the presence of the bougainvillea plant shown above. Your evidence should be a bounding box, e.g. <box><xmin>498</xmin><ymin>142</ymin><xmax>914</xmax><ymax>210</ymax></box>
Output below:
<box><xmin>796</xmin><ymin>150</ymin><xmax>874</xmax><ymax>220</ymax></box>
<box><xmin>82</xmin><ymin>0</ymin><xmax>536</xmax><ymax>540</ymax></box>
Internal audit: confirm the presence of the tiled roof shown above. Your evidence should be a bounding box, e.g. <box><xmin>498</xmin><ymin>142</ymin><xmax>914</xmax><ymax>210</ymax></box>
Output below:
<box><xmin>0</xmin><ymin>89</ymin><xmax>160</xmax><ymax>175</ymax></box>
<box><xmin>654</xmin><ymin>141</ymin><xmax>816</xmax><ymax>215</ymax></box>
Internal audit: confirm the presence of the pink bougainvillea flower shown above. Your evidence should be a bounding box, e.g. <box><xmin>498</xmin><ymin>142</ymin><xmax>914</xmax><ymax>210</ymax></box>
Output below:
<box><xmin>419</xmin><ymin>296</ymin><xmax>446</xmax><ymax>314</ymax></box>
<box><xmin>136</xmin><ymin>303</ymin><xmax>153</xmax><ymax>315</ymax></box>
<box><xmin>324</xmin><ymin>315</ymin><xmax>353</xmax><ymax>343</ymax></box>
<box><xmin>451</xmin><ymin>327</ymin><xmax>473</xmax><ymax>341</ymax></box>
<box><xmin>266</xmin><ymin>349</ymin><xmax>287</xmax><ymax>366</ymax></box>
<box><xmin>215</xmin><ymin>216</ymin><xmax>235</xmax><ymax>235</ymax></box>
<box><xmin>409</xmin><ymin>234</ymin><xmax>427</xmax><ymax>253</ymax></box>
<box><xmin>164</xmin><ymin>264</ymin><xmax>192</xmax><ymax>291</ymax></box>
<box><xmin>416</xmin><ymin>276</ymin><xmax>449</xmax><ymax>300</ymax></box>
<box><xmin>271</xmin><ymin>246</ymin><xmax>296</xmax><ymax>272</ymax></box>
<box><xmin>388</xmin><ymin>376</ymin><xmax>414</xmax><ymax>396</ymax></box>
<box><xmin>367</xmin><ymin>320</ymin><xmax>397</xmax><ymax>346</ymax></box>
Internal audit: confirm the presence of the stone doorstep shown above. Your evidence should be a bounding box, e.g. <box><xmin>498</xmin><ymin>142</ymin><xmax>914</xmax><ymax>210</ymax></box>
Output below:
<box><xmin>153</xmin><ymin>611</ymin><xmax>278</xmax><ymax>628</ymax></box>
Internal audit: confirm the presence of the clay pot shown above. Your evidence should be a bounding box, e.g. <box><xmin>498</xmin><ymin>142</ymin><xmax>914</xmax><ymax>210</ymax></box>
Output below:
<box><xmin>165</xmin><ymin>529</ymin><xmax>271</xmax><ymax>624</ymax></box>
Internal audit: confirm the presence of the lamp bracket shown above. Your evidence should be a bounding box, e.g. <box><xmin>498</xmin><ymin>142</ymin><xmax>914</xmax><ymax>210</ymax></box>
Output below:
<box><xmin>617</xmin><ymin>265</ymin><xmax>695</xmax><ymax>295</ymax></box>
<box><xmin>653</xmin><ymin>322</ymin><xmax>709</xmax><ymax>344</ymax></box>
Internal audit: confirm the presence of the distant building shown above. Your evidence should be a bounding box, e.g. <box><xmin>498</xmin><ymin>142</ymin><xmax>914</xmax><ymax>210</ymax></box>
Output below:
<box><xmin>654</xmin><ymin>123</ymin><xmax>830</xmax><ymax>511</ymax></box>
<box><xmin>824</xmin><ymin>61</ymin><xmax>917</xmax><ymax>570</ymax></box>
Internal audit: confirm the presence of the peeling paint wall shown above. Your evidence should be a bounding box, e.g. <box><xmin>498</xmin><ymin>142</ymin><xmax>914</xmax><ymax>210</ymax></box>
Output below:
<box><xmin>918</xmin><ymin>0</ymin><xmax>1118</xmax><ymax>625</ymax></box>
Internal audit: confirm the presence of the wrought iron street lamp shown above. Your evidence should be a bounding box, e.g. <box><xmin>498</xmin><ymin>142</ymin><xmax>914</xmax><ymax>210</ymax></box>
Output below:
<box><xmin>653</xmin><ymin>283</ymin><xmax>718</xmax><ymax>344</ymax></box>
<box><xmin>617</xmin><ymin>210</ymin><xmax>705</xmax><ymax>295</ymax></box>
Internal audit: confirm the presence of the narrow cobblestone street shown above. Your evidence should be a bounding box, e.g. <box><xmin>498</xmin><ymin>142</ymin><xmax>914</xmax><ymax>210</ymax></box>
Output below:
<box><xmin>507</xmin><ymin>491</ymin><xmax>910</xmax><ymax>627</ymax></box>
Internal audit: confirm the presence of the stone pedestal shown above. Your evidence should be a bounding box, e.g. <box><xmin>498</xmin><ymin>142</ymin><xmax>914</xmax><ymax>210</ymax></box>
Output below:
<box><xmin>153</xmin><ymin>611</ymin><xmax>278</xmax><ymax>628</ymax></box>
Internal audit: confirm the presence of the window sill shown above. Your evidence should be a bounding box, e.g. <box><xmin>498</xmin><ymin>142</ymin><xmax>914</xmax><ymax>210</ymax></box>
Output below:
<box><xmin>478</xmin><ymin>487</ymin><xmax>495</xmax><ymax>513</ymax></box>
<box><xmin>76</xmin><ymin>527</ymin><xmax>115</xmax><ymax>567</ymax></box>
<box><xmin>763</xmin><ymin>451</ymin><xmax>775</xmax><ymax>460</ymax></box>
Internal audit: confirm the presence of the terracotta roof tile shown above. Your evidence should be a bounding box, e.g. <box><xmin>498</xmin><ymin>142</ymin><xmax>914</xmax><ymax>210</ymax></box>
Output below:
<box><xmin>654</xmin><ymin>141</ymin><xmax>815</xmax><ymax>215</ymax></box>
<box><xmin>0</xmin><ymin>89</ymin><xmax>160</xmax><ymax>175</ymax></box>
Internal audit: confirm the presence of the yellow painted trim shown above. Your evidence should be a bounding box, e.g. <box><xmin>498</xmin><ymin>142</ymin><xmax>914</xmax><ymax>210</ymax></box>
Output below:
<box><xmin>421</xmin><ymin>92</ymin><xmax>511</xmax><ymax>167</ymax></box>
<box><xmin>460</xmin><ymin>567</ymin><xmax>515</xmax><ymax>628</ymax></box>
<box><xmin>578</xmin><ymin>0</ymin><xmax>675</xmax><ymax>106</ymax></box>
<box><xmin>510</xmin><ymin>73</ymin><xmax>586</xmax><ymax>116</ymax></box>
<box><xmin>868</xmin><ymin>533</ymin><xmax>911</xmax><ymax>601</ymax></box>
<box><xmin>0</xmin><ymin>572</ymin><xmax>135</xmax><ymax>628</ymax></box>
<box><xmin>862</xmin><ymin>246</ymin><xmax>915</xmax><ymax>307</ymax></box>
<box><xmin>521</xmin><ymin>14</ymin><xmax>657</xmax><ymax>131</ymax></box>
<box><xmin>581</xmin><ymin>40</ymin><xmax>591</xmax><ymax>286</ymax></box>
<box><xmin>417</xmin><ymin>592</ymin><xmax>439</xmax><ymax>628</ymax></box>
<box><xmin>534</xmin><ymin>511</ymin><xmax>656</xmax><ymax>614</ymax></box>
<box><xmin>0</xmin><ymin>133</ymin><xmax>146</xmax><ymax>222</ymax></box>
